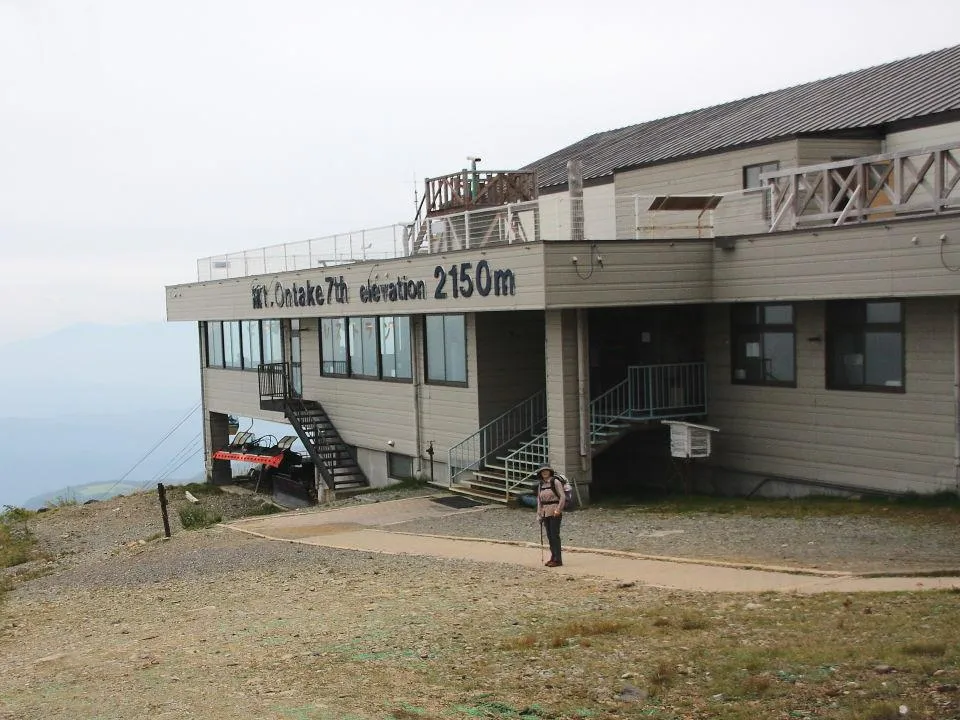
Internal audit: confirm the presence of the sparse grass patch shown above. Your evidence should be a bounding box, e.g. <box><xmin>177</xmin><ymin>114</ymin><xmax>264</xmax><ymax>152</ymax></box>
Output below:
<box><xmin>863</xmin><ymin>701</ymin><xmax>903</xmax><ymax>720</ymax></box>
<box><xmin>177</xmin><ymin>505</ymin><xmax>223</xmax><ymax>530</ymax></box>
<box><xmin>679</xmin><ymin>612</ymin><xmax>710</xmax><ymax>630</ymax></box>
<box><xmin>901</xmin><ymin>641</ymin><xmax>946</xmax><ymax>657</ymax></box>
<box><xmin>176</xmin><ymin>482</ymin><xmax>223</xmax><ymax>497</ymax></box>
<box><xmin>500</xmin><ymin>634</ymin><xmax>537</xmax><ymax>651</ymax></box>
<box><xmin>0</xmin><ymin>506</ymin><xmax>38</xmax><ymax>570</ymax></box>
<box><xmin>244</xmin><ymin>502</ymin><xmax>285</xmax><ymax>517</ymax></box>
<box><xmin>738</xmin><ymin>673</ymin><xmax>773</xmax><ymax>697</ymax></box>
<box><xmin>594</xmin><ymin>490</ymin><xmax>960</xmax><ymax>523</ymax></box>
<box><xmin>648</xmin><ymin>659</ymin><xmax>676</xmax><ymax>692</ymax></box>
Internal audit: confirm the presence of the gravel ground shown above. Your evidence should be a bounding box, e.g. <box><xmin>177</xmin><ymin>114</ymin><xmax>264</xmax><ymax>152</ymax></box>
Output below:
<box><xmin>3</xmin><ymin>485</ymin><xmax>960</xmax><ymax>719</ymax></box>
<box><xmin>388</xmin><ymin>499</ymin><xmax>960</xmax><ymax>574</ymax></box>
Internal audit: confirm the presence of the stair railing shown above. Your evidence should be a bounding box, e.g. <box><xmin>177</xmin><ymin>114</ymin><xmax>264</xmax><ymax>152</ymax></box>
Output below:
<box><xmin>588</xmin><ymin>377</ymin><xmax>632</xmax><ymax>445</ymax></box>
<box><xmin>627</xmin><ymin>362</ymin><xmax>707</xmax><ymax>419</ymax></box>
<box><xmin>448</xmin><ymin>389</ymin><xmax>546</xmax><ymax>486</ymax></box>
<box><xmin>503</xmin><ymin>431</ymin><xmax>548</xmax><ymax>499</ymax></box>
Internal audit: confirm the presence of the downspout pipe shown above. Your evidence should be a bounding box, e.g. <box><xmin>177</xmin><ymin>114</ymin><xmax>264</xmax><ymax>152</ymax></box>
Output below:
<box><xmin>954</xmin><ymin>299</ymin><xmax>959</xmax><ymax>493</ymax></box>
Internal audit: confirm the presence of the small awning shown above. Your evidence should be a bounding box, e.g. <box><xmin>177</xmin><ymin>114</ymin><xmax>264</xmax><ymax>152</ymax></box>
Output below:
<box><xmin>648</xmin><ymin>195</ymin><xmax>723</xmax><ymax>212</ymax></box>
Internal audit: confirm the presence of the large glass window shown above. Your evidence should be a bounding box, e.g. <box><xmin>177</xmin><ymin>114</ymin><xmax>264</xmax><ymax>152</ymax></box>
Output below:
<box><xmin>349</xmin><ymin>316</ymin><xmax>379</xmax><ymax>378</ymax></box>
<box><xmin>223</xmin><ymin>321</ymin><xmax>242</xmax><ymax>368</ymax></box>
<box><xmin>261</xmin><ymin>320</ymin><xmax>283</xmax><ymax>365</ymax></box>
<box><xmin>379</xmin><ymin>316</ymin><xmax>412</xmax><ymax>380</ymax></box>
<box><xmin>241</xmin><ymin>320</ymin><xmax>262</xmax><ymax>370</ymax></box>
<box><xmin>206</xmin><ymin>321</ymin><xmax>224</xmax><ymax>368</ymax></box>
<box><xmin>731</xmin><ymin>303</ymin><xmax>796</xmax><ymax>386</ymax></box>
<box><xmin>827</xmin><ymin>300</ymin><xmax>904</xmax><ymax>392</ymax></box>
<box><xmin>426</xmin><ymin>314</ymin><xmax>466</xmax><ymax>384</ymax></box>
<box><xmin>320</xmin><ymin>318</ymin><xmax>348</xmax><ymax>376</ymax></box>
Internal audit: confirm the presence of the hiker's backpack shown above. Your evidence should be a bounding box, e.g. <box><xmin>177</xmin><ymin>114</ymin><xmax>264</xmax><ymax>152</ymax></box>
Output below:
<box><xmin>553</xmin><ymin>473</ymin><xmax>574</xmax><ymax>506</ymax></box>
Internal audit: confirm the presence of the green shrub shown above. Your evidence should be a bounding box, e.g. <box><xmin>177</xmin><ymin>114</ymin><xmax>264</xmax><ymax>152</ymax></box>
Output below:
<box><xmin>177</xmin><ymin>505</ymin><xmax>223</xmax><ymax>530</ymax></box>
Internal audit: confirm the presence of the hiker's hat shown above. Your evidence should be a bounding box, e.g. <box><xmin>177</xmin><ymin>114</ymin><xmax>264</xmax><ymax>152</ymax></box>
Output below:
<box><xmin>536</xmin><ymin>465</ymin><xmax>554</xmax><ymax>475</ymax></box>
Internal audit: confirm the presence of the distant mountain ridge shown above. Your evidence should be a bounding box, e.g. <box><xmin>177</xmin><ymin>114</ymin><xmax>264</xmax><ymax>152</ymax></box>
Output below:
<box><xmin>0</xmin><ymin>321</ymin><xmax>204</xmax><ymax>507</ymax></box>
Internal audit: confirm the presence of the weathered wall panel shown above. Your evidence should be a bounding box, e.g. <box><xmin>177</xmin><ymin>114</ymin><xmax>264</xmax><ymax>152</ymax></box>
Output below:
<box><xmin>706</xmin><ymin>298</ymin><xmax>956</xmax><ymax>494</ymax></box>
<box><xmin>544</xmin><ymin>240</ymin><xmax>714</xmax><ymax>308</ymax></box>
<box><xmin>713</xmin><ymin>215</ymin><xmax>960</xmax><ymax>301</ymax></box>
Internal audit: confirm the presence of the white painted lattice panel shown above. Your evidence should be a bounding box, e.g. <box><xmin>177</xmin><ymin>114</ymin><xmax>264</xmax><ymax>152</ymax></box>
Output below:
<box><xmin>663</xmin><ymin>421</ymin><xmax>720</xmax><ymax>459</ymax></box>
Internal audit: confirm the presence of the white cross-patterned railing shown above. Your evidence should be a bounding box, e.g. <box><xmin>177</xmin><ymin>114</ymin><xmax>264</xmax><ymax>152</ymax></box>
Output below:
<box><xmin>763</xmin><ymin>141</ymin><xmax>960</xmax><ymax>232</ymax></box>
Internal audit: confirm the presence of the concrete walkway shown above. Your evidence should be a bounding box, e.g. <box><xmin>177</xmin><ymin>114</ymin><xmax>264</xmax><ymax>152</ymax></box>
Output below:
<box><xmin>225</xmin><ymin>495</ymin><xmax>960</xmax><ymax>594</ymax></box>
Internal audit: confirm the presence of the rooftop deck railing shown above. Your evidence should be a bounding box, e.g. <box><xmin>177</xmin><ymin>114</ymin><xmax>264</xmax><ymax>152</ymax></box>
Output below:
<box><xmin>193</xmin><ymin>142</ymin><xmax>960</xmax><ymax>282</ymax></box>
<box><xmin>762</xmin><ymin>141</ymin><xmax>960</xmax><ymax>232</ymax></box>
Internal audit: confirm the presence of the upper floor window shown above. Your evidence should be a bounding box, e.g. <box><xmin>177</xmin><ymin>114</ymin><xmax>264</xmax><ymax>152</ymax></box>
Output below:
<box><xmin>380</xmin><ymin>316</ymin><xmax>412</xmax><ymax>380</ymax></box>
<box><xmin>261</xmin><ymin>320</ymin><xmax>283</xmax><ymax>365</ymax></box>
<box><xmin>206</xmin><ymin>321</ymin><xmax>224</xmax><ymax>368</ymax></box>
<box><xmin>320</xmin><ymin>316</ymin><xmax>413</xmax><ymax>382</ymax></box>
<box><xmin>241</xmin><ymin>321</ymin><xmax>262</xmax><ymax>369</ymax></box>
<box><xmin>826</xmin><ymin>300</ymin><xmax>904</xmax><ymax>392</ymax></box>
<box><xmin>205</xmin><ymin>319</ymin><xmax>280</xmax><ymax>370</ymax></box>
<box><xmin>223</xmin><ymin>321</ymin><xmax>242</xmax><ymax>369</ymax></box>
<box><xmin>425</xmin><ymin>314</ymin><xmax>467</xmax><ymax>385</ymax></box>
<box><xmin>320</xmin><ymin>318</ymin><xmax>348</xmax><ymax>376</ymax></box>
<box><xmin>743</xmin><ymin>161</ymin><xmax>779</xmax><ymax>220</ymax></box>
<box><xmin>349</xmin><ymin>316</ymin><xmax>380</xmax><ymax>379</ymax></box>
<box><xmin>731</xmin><ymin>303</ymin><xmax>796</xmax><ymax>386</ymax></box>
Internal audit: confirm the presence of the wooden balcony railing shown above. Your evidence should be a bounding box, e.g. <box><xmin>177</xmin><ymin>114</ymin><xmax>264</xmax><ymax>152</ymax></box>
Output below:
<box><xmin>425</xmin><ymin>170</ymin><xmax>538</xmax><ymax>216</ymax></box>
<box><xmin>763</xmin><ymin>141</ymin><xmax>960</xmax><ymax>232</ymax></box>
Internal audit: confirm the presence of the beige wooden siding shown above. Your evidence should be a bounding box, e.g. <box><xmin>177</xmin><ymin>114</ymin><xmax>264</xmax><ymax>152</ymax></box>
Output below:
<box><xmin>707</xmin><ymin>298</ymin><xmax>956</xmax><ymax>494</ymax></box>
<box><xmin>713</xmin><ymin>214</ymin><xmax>960</xmax><ymax>301</ymax></box>
<box><xmin>202</xmin><ymin>368</ymin><xmax>285</xmax><ymax>423</ymax></box>
<box><xmin>167</xmin><ymin>243</ymin><xmax>546</xmax><ymax>322</ymax></box>
<box><xmin>475</xmin><ymin>310</ymin><xmax>546</xmax><ymax>424</ymax></box>
<box><xmin>615</xmin><ymin>141</ymin><xmax>799</xmax><ymax>238</ymax></box>
<box><xmin>543</xmin><ymin>240</ymin><xmax>713</xmax><ymax>308</ymax></box>
<box><xmin>418</xmin><ymin>312</ymin><xmax>481</xmax><ymax>458</ymax></box>
<box><xmin>796</xmin><ymin>138</ymin><xmax>881</xmax><ymax>166</ymax></box>
<box><xmin>885</xmin><ymin>120</ymin><xmax>960</xmax><ymax>153</ymax></box>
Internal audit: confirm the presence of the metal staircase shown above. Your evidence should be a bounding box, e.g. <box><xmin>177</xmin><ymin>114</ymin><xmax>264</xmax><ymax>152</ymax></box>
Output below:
<box><xmin>284</xmin><ymin>397</ymin><xmax>368</xmax><ymax>493</ymax></box>
<box><xmin>445</xmin><ymin>362</ymin><xmax>707</xmax><ymax>504</ymax></box>
<box><xmin>258</xmin><ymin>363</ymin><xmax>369</xmax><ymax>495</ymax></box>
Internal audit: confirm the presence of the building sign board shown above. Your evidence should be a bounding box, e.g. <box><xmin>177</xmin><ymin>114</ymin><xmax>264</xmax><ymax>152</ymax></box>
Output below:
<box><xmin>250</xmin><ymin>260</ymin><xmax>516</xmax><ymax>310</ymax></box>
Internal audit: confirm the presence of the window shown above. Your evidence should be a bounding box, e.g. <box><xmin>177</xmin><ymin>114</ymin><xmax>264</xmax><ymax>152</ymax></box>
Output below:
<box><xmin>426</xmin><ymin>314</ymin><xmax>466</xmax><ymax>384</ymax></box>
<box><xmin>241</xmin><ymin>321</ymin><xmax>262</xmax><ymax>370</ymax></box>
<box><xmin>387</xmin><ymin>452</ymin><xmax>414</xmax><ymax>480</ymax></box>
<box><xmin>827</xmin><ymin>300</ymin><xmax>904</xmax><ymax>392</ymax></box>
<box><xmin>261</xmin><ymin>320</ymin><xmax>283</xmax><ymax>365</ymax></box>
<box><xmin>743</xmin><ymin>161</ymin><xmax>780</xmax><ymax>220</ymax></box>
<box><xmin>731</xmin><ymin>303</ymin><xmax>796</xmax><ymax>386</ymax></box>
<box><xmin>379</xmin><ymin>316</ymin><xmax>412</xmax><ymax>380</ymax></box>
<box><xmin>348</xmin><ymin>316</ymin><xmax>379</xmax><ymax>378</ymax></box>
<box><xmin>205</xmin><ymin>321</ymin><xmax>224</xmax><ymax>368</ymax></box>
<box><xmin>320</xmin><ymin>318</ymin><xmax>348</xmax><ymax>375</ymax></box>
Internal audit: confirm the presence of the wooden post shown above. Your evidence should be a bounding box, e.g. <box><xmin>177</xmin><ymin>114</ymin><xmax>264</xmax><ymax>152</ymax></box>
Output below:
<box><xmin>157</xmin><ymin>483</ymin><xmax>172</xmax><ymax>538</ymax></box>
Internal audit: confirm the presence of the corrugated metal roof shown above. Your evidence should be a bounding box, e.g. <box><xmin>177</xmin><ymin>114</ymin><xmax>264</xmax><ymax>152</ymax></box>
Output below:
<box><xmin>526</xmin><ymin>44</ymin><xmax>960</xmax><ymax>189</ymax></box>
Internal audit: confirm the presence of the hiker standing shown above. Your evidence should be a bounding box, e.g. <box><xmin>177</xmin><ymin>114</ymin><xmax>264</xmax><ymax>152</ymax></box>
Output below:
<box><xmin>536</xmin><ymin>465</ymin><xmax>566</xmax><ymax>567</ymax></box>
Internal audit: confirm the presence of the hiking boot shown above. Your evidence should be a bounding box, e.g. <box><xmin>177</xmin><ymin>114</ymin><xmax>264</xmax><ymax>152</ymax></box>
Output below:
<box><xmin>545</xmin><ymin>560</ymin><xmax>562</xmax><ymax>567</ymax></box>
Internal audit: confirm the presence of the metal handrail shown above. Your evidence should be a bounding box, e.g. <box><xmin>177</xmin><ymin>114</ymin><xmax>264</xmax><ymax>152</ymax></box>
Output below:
<box><xmin>503</xmin><ymin>431</ymin><xmax>548</xmax><ymax>497</ymax></box>
<box><xmin>589</xmin><ymin>362</ymin><xmax>707</xmax><ymax>444</ymax></box>
<box><xmin>448</xmin><ymin>389</ymin><xmax>546</xmax><ymax>486</ymax></box>
<box><xmin>258</xmin><ymin>362</ymin><xmax>290</xmax><ymax>401</ymax></box>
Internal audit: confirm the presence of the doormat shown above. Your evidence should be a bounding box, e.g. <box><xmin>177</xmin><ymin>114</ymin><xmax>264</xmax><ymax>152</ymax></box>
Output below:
<box><xmin>430</xmin><ymin>496</ymin><xmax>486</xmax><ymax>510</ymax></box>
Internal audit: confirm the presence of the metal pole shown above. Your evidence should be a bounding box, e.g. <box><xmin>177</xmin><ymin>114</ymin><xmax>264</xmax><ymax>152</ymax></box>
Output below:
<box><xmin>157</xmin><ymin>483</ymin><xmax>172</xmax><ymax>538</ymax></box>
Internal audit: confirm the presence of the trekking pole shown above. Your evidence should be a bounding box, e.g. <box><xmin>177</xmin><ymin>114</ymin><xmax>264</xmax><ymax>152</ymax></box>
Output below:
<box><xmin>539</xmin><ymin>517</ymin><xmax>544</xmax><ymax>564</ymax></box>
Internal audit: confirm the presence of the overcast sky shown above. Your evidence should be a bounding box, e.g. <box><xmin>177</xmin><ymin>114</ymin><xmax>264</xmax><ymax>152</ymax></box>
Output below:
<box><xmin>2</xmin><ymin>0</ymin><xmax>958</xmax><ymax>343</ymax></box>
